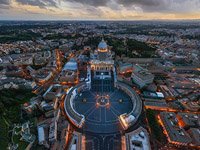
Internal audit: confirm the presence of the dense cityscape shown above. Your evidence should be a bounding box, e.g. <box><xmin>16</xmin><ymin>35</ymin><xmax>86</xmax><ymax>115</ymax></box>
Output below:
<box><xmin>0</xmin><ymin>20</ymin><xmax>199</xmax><ymax>150</ymax></box>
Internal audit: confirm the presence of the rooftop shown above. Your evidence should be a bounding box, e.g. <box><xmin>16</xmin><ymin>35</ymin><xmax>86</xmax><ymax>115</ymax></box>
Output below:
<box><xmin>177</xmin><ymin>112</ymin><xmax>200</xmax><ymax>127</ymax></box>
<box><xmin>63</xmin><ymin>58</ymin><xmax>78</xmax><ymax>71</ymax></box>
<box><xmin>188</xmin><ymin>128</ymin><xmax>200</xmax><ymax>146</ymax></box>
<box><xmin>126</xmin><ymin>127</ymin><xmax>151</xmax><ymax>150</ymax></box>
<box><xmin>160</xmin><ymin>112</ymin><xmax>192</xmax><ymax>144</ymax></box>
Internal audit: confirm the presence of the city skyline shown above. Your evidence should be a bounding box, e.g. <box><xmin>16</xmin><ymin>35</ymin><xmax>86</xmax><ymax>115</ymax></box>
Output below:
<box><xmin>0</xmin><ymin>20</ymin><xmax>199</xmax><ymax>150</ymax></box>
<box><xmin>0</xmin><ymin>0</ymin><xmax>200</xmax><ymax>20</ymax></box>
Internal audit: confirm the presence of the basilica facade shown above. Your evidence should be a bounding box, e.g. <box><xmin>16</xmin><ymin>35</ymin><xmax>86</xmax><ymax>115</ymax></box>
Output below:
<box><xmin>90</xmin><ymin>39</ymin><xmax>115</xmax><ymax>79</ymax></box>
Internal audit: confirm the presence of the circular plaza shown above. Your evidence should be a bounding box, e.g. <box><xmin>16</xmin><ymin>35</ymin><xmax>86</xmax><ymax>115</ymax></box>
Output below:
<box><xmin>64</xmin><ymin>81</ymin><xmax>142</xmax><ymax>134</ymax></box>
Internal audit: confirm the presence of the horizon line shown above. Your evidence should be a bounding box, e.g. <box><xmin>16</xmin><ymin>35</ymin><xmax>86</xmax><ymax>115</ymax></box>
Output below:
<box><xmin>0</xmin><ymin>19</ymin><xmax>200</xmax><ymax>22</ymax></box>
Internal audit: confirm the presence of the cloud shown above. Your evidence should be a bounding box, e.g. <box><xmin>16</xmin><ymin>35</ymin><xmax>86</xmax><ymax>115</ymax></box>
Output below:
<box><xmin>2</xmin><ymin>0</ymin><xmax>200</xmax><ymax>14</ymax></box>
<box><xmin>15</xmin><ymin>0</ymin><xmax>58</xmax><ymax>8</ymax></box>
<box><xmin>118</xmin><ymin>0</ymin><xmax>161</xmax><ymax>6</ymax></box>
<box><xmin>0</xmin><ymin>0</ymin><xmax>200</xmax><ymax>20</ymax></box>
<box><xmin>64</xmin><ymin>0</ymin><xmax>200</xmax><ymax>13</ymax></box>
<box><xmin>117</xmin><ymin>0</ymin><xmax>200</xmax><ymax>13</ymax></box>
<box><xmin>63</xmin><ymin>0</ymin><xmax>163</xmax><ymax>9</ymax></box>
<box><xmin>65</xmin><ymin>0</ymin><xmax>108</xmax><ymax>7</ymax></box>
<box><xmin>0</xmin><ymin>0</ymin><xmax>10</xmax><ymax>5</ymax></box>
<box><xmin>0</xmin><ymin>0</ymin><xmax>10</xmax><ymax>9</ymax></box>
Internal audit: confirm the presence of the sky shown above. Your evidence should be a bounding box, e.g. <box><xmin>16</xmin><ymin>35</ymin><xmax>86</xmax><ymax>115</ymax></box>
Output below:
<box><xmin>0</xmin><ymin>0</ymin><xmax>200</xmax><ymax>20</ymax></box>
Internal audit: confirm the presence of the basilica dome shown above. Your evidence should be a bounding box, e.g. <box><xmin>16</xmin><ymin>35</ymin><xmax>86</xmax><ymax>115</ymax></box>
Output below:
<box><xmin>98</xmin><ymin>39</ymin><xmax>108</xmax><ymax>50</ymax></box>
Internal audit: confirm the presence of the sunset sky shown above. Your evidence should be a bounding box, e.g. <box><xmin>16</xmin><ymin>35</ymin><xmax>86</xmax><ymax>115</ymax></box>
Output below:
<box><xmin>0</xmin><ymin>0</ymin><xmax>200</xmax><ymax>20</ymax></box>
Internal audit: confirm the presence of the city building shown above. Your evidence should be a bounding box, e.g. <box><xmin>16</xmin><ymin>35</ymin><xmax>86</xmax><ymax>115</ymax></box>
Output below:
<box><xmin>143</xmin><ymin>91</ymin><xmax>165</xmax><ymax>99</ymax></box>
<box><xmin>49</xmin><ymin>118</ymin><xmax>58</xmax><ymax>142</ymax></box>
<box><xmin>68</xmin><ymin>131</ymin><xmax>83</xmax><ymax>150</ymax></box>
<box><xmin>181</xmin><ymin>101</ymin><xmax>200</xmax><ymax>112</ymax></box>
<box><xmin>23</xmin><ymin>96</ymin><xmax>42</xmax><ymax>114</ymax></box>
<box><xmin>118</xmin><ymin>62</ymin><xmax>133</xmax><ymax>74</ymax></box>
<box><xmin>131</xmin><ymin>65</ymin><xmax>154</xmax><ymax>88</ymax></box>
<box><xmin>59</xmin><ymin>58</ymin><xmax>78</xmax><ymax>84</ymax></box>
<box><xmin>159</xmin><ymin>112</ymin><xmax>192</xmax><ymax>145</ymax></box>
<box><xmin>32</xmin><ymin>68</ymin><xmax>53</xmax><ymax>84</ymax></box>
<box><xmin>177</xmin><ymin>113</ymin><xmax>200</xmax><ymax>128</ymax></box>
<box><xmin>43</xmin><ymin>84</ymin><xmax>63</xmax><ymax>101</ymax></box>
<box><xmin>0</xmin><ymin>77</ymin><xmax>37</xmax><ymax>90</ymax></box>
<box><xmin>125</xmin><ymin>127</ymin><xmax>151</xmax><ymax>150</ymax></box>
<box><xmin>90</xmin><ymin>39</ymin><xmax>115</xmax><ymax>79</ymax></box>
<box><xmin>144</xmin><ymin>98</ymin><xmax>169</xmax><ymax>111</ymax></box>
<box><xmin>188</xmin><ymin>128</ymin><xmax>200</xmax><ymax>146</ymax></box>
<box><xmin>33</xmin><ymin>51</ymin><xmax>51</xmax><ymax>66</ymax></box>
<box><xmin>37</xmin><ymin>126</ymin><xmax>48</xmax><ymax>147</ymax></box>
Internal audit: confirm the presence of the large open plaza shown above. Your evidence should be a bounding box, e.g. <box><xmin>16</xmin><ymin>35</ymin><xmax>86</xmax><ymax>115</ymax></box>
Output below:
<box><xmin>74</xmin><ymin>85</ymin><xmax>133</xmax><ymax>133</ymax></box>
